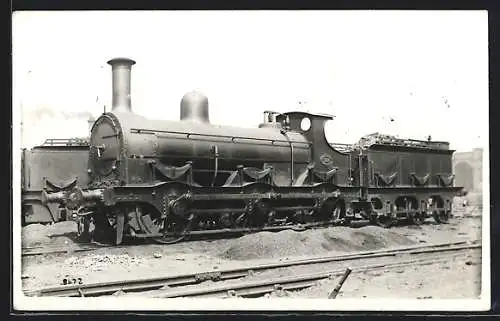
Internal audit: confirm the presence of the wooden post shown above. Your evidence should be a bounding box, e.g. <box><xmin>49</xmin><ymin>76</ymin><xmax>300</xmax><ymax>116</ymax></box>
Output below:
<box><xmin>328</xmin><ymin>268</ymin><xmax>352</xmax><ymax>299</ymax></box>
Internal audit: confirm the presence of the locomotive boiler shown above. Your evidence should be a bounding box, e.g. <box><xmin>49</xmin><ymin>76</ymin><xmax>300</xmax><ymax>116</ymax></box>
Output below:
<box><xmin>41</xmin><ymin>57</ymin><xmax>463</xmax><ymax>245</ymax></box>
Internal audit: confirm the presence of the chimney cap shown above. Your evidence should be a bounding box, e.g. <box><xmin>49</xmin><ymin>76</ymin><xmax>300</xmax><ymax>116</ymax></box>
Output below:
<box><xmin>107</xmin><ymin>57</ymin><xmax>136</xmax><ymax>66</ymax></box>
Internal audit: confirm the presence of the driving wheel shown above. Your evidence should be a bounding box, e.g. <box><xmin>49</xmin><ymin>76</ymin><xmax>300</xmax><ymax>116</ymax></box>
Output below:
<box><xmin>153</xmin><ymin>214</ymin><xmax>192</xmax><ymax>244</ymax></box>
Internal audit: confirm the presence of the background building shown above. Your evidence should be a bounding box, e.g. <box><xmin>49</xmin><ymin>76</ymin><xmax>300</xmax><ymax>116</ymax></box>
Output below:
<box><xmin>453</xmin><ymin>148</ymin><xmax>483</xmax><ymax>205</ymax></box>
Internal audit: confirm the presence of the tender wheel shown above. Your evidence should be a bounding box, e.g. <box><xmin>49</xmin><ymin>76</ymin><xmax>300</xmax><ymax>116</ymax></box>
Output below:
<box><xmin>409</xmin><ymin>212</ymin><xmax>426</xmax><ymax>225</ymax></box>
<box><xmin>374</xmin><ymin>213</ymin><xmax>394</xmax><ymax>228</ymax></box>
<box><xmin>433</xmin><ymin>209</ymin><xmax>450</xmax><ymax>224</ymax></box>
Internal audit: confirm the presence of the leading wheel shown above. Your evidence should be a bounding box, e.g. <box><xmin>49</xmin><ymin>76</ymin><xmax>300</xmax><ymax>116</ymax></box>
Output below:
<box><xmin>76</xmin><ymin>215</ymin><xmax>91</xmax><ymax>242</ymax></box>
<box><xmin>92</xmin><ymin>211</ymin><xmax>116</xmax><ymax>245</ymax></box>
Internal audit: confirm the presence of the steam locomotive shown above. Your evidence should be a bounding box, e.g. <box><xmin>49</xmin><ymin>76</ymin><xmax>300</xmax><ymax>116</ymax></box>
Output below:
<box><xmin>40</xmin><ymin>57</ymin><xmax>463</xmax><ymax>245</ymax></box>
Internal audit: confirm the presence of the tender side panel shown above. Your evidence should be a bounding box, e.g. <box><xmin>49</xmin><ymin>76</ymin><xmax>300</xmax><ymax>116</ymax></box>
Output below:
<box><xmin>400</xmin><ymin>154</ymin><xmax>414</xmax><ymax>186</ymax></box>
<box><xmin>27</xmin><ymin>147</ymin><xmax>91</xmax><ymax>190</ymax></box>
<box><xmin>368</xmin><ymin>151</ymin><xmax>399</xmax><ymax>186</ymax></box>
<box><xmin>22</xmin><ymin>146</ymin><xmax>89</xmax><ymax>224</ymax></box>
<box><xmin>414</xmin><ymin>153</ymin><xmax>429</xmax><ymax>176</ymax></box>
<box><xmin>367</xmin><ymin>147</ymin><xmax>454</xmax><ymax>188</ymax></box>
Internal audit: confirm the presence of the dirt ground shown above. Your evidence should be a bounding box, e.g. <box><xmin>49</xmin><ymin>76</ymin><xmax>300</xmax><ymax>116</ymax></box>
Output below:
<box><xmin>293</xmin><ymin>249</ymin><xmax>481</xmax><ymax>299</ymax></box>
<box><xmin>20</xmin><ymin>196</ymin><xmax>483</xmax><ymax>299</ymax></box>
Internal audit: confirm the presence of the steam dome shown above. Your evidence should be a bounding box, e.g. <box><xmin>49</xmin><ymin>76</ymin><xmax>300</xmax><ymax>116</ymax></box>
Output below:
<box><xmin>180</xmin><ymin>91</ymin><xmax>210</xmax><ymax>123</ymax></box>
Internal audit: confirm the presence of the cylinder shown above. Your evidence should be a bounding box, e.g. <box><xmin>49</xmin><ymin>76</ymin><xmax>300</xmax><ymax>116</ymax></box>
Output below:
<box><xmin>180</xmin><ymin>91</ymin><xmax>210</xmax><ymax>123</ymax></box>
<box><xmin>107</xmin><ymin>57</ymin><xmax>136</xmax><ymax>112</ymax></box>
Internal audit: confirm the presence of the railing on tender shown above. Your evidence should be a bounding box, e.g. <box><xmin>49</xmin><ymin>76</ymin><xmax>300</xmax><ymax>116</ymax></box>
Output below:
<box><xmin>41</xmin><ymin>138</ymin><xmax>89</xmax><ymax>147</ymax></box>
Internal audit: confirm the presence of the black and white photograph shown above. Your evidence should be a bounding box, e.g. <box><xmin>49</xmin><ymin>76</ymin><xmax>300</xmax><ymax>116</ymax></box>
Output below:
<box><xmin>12</xmin><ymin>10</ymin><xmax>490</xmax><ymax>311</ymax></box>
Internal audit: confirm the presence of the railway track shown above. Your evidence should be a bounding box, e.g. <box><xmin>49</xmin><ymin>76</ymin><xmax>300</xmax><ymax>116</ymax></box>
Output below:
<box><xmin>20</xmin><ymin>219</ymin><xmax>360</xmax><ymax>257</ymax></box>
<box><xmin>24</xmin><ymin>240</ymin><xmax>480</xmax><ymax>298</ymax></box>
<box><xmin>21</xmin><ymin>216</ymin><xmax>469</xmax><ymax>257</ymax></box>
<box><xmin>22</xmin><ymin>243</ymin><xmax>121</xmax><ymax>257</ymax></box>
<box><xmin>142</xmin><ymin>255</ymin><xmax>460</xmax><ymax>298</ymax></box>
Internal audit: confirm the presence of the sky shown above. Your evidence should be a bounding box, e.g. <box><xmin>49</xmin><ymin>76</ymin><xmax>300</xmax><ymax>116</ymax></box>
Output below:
<box><xmin>12</xmin><ymin>10</ymin><xmax>489</xmax><ymax>152</ymax></box>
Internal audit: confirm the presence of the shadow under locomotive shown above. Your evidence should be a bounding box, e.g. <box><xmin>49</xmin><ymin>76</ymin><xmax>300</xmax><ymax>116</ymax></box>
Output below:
<box><xmin>41</xmin><ymin>57</ymin><xmax>463</xmax><ymax>246</ymax></box>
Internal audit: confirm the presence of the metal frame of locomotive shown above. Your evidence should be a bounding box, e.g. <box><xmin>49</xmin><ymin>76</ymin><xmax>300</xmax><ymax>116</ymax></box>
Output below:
<box><xmin>42</xmin><ymin>57</ymin><xmax>463</xmax><ymax>245</ymax></box>
<box><xmin>21</xmin><ymin>137</ymin><xmax>90</xmax><ymax>225</ymax></box>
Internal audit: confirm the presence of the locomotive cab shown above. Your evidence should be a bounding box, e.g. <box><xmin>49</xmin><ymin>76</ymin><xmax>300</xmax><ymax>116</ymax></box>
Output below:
<box><xmin>276</xmin><ymin>111</ymin><xmax>351</xmax><ymax>187</ymax></box>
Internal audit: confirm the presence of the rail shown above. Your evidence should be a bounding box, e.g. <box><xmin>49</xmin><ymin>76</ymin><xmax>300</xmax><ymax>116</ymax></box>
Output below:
<box><xmin>146</xmin><ymin>254</ymin><xmax>462</xmax><ymax>298</ymax></box>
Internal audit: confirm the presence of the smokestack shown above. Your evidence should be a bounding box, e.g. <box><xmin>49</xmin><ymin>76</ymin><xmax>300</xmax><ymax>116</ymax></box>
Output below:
<box><xmin>107</xmin><ymin>57</ymin><xmax>136</xmax><ymax>112</ymax></box>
